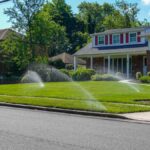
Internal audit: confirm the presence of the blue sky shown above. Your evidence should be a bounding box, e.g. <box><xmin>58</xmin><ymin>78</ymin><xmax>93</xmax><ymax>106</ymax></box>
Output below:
<box><xmin>0</xmin><ymin>0</ymin><xmax>150</xmax><ymax>29</ymax></box>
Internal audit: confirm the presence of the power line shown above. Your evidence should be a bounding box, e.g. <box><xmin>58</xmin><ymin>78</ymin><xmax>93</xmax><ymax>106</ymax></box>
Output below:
<box><xmin>0</xmin><ymin>0</ymin><xmax>11</xmax><ymax>3</ymax></box>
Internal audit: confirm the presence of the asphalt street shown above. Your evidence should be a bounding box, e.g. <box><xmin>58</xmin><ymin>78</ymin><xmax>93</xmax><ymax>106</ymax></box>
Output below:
<box><xmin>0</xmin><ymin>106</ymin><xmax>150</xmax><ymax>150</ymax></box>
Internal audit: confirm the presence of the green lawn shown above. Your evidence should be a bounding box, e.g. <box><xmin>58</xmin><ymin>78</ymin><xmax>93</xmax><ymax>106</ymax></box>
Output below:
<box><xmin>0</xmin><ymin>81</ymin><xmax>150</xmax><ymax>113</ymax></box>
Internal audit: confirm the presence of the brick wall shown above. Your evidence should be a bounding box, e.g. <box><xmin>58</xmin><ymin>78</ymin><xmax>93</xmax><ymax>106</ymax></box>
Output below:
<box><xmin>132</xmin><ymin>55</ymin><xmax>143</xmax><ymax>76</ymax></box>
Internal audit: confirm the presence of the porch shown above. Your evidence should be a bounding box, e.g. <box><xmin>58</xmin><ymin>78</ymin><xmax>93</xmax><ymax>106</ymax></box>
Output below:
<box><xmin>74</xmin><ymin>52</ymin><xmax>150</xmax><ymax>79</ymax></box>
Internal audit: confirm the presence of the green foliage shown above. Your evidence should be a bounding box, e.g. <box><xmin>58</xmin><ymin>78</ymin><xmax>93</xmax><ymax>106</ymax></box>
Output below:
<box><xmin>4</xmin><ymin>0</ymin><xmax>45</xmax><ymax>59</ymax></box>
<box><xmin>60</xmin><ymin>69</ymin><xmax>70</xmax><ymax>76</ymax></box>
<box><xmin>139</xmin><ymin>76</ymin><xmax>150</xmax><ymax>83</ymax></box>
<box><xmin>115</xmin><ymin>0</ymin><xmax>140</xmax><ymax>27</ymax></box>
<box><xmin>72</xmin><ymin>68</ymin><xmax>95</xmax><ymax>81</ymax></box>
<box><xmin>91</xmin><ymin>74</ymin><xmax>118</xmax><ymax>81</ymax></box>
<box><xmin>1</xmin><ymin>32</ymin><xmax>30</xmax><ymax>76</ymax></box>
<box><xmin>31</xmin><ymin>11</ymin><xmax>69</xmax><ymax>56</ymax></box>
<box><xmin>78</xmin><ymin>2</ymin><xmax>104</xmax><ymax>33</ymax></box>
<box><xmin>35</xmin><ymin>56</ymin><xmax>48</xmax><ymax>64</ymax></box>
<box><xmin>136</xmin><ymin>72</ymin><xmax>142</xmax><ymax>80</ymax></box>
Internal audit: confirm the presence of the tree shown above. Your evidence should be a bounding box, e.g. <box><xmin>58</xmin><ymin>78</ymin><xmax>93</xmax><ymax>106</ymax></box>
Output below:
<box><xmin>42</xmin><ymin>0</ymin><xmax>88</xmax><ymax>54</ymax></box>
<box><xmin>43</xmin><ymin>0</ymin><xmax>76</xmax><ymax>38</ymax></box>
<box><xmin>102</xmin><ymin>10</ymin><xmax>126</xmax><ymax>29</ymax></box>
<box><xmin>4</xmin><ymin>0</ymin><xmax>45</xmax><ymax>59</ymax></box>
<box><xmin>116</xmin><ymin>0</ymin><xmax>140</xmax><ymax>27</ymax></box>
<box><xmin>78</xmin><ymin>2</ymin><xmax>103</xmax><ymax>34</ymax></box>
<box><xmin>1</xmin><ymin>32</ymin><xmax>30</xmax><ymax>76</ymax></box>
<box><xmin>70</xmin><ymin>32</ymin><xmax>90</xmax><ymax>53</ymax></box>
<box><xmin>31</xmin><ymin>11</ymin><xmax>69</xmax><ymax>56</ymax></box>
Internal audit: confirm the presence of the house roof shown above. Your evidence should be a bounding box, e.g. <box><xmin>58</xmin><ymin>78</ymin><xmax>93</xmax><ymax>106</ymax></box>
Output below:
<box><xmin>74</xmin><ymin>43</ymin><xmax>148</xmax><ymax>57</ymax></box>
<box><xmin>0</xmin><ymin>28</ymin><xmax>12</xmax><ymax>40</ymax></box>
<box><xmin>49</xmin><ymin>52</ymin><xmax>86</xmax><ymax>65</ymax></box>
<box><xmin>91</xmin><ymin>26</ymin><xmax>150</xmax><ymax>36</ymax></box>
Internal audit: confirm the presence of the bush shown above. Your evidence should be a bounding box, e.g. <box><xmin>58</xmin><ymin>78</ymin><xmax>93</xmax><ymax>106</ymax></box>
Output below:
<box><xmin>147</xmin><ymin>72</ymin><xmax>150</xmax><ymax>77</ymax></box>
<box><xmin>139</xmin><ymin>76</ymin><xmax>150</xmax><ymax>83</ymax></box>
<box><xmin>136</xmin><ymin>72</ymin><xmax>142</xmax><ymax>80</ymax></box>
<box><xmin>91</xmin><ymin>74</ymin><xmax>118</xmax><ymax>81</ymax></box>
<box><xmin>71</xmin><ymin>68</ymin><xmax>95</xmax><ymax>81</ymax></box>
<box><xmin>27</xmin><ymin>64</ymin><xmax>69</xmax><ymax>82</ymax></box>
<box><xmin>60</xmin><ymin>69</ymin><xmax>70</xmax><ymax>76</ymax></box>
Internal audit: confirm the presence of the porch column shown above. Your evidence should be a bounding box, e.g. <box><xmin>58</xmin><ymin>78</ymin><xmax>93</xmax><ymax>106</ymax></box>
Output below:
<box><xmin>108</xmin><ymin>55</ymin><xmax>110</xmax><ymax>73</ymax></box>
<box><xmin>126</xmin><ymin>54</ymin><xmax>130</xmax><ymax>79</ymax></box>
<box><xmin>90</xmin><ymin>56</ymin><xmax>93</xmax><ymax>69</ymax></box>
<box><xmin>73</xmin><ymin>56</ymin><xmax>77</xmax><ymax>71</ymax></box>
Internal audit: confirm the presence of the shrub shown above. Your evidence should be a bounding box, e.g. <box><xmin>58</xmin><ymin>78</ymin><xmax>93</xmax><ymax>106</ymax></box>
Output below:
<box><xmin>139</xmin><ymin>76</ymin><xmax>150</xmax><ymax>83</ymax></box>
<box><xmin>60</xmin><ymin>69</ymin><xmax>70</xmax><ymax>76</ymax></box>
<box><xmin>71</xmin><ymin>68</ymin><xmax>95</xmax><ymax>81</ymax></box>
<box><xmin>147</xmin><ymin>72</ymin><xmax>150</xmax><ymax>77</ymax></box>
<box><xmin>27</xmin><ymin>64</ymin><xmax>69</xmax><ymax>82</ymax></box>
<box><xmin>136</xmin><ymin>72</ymin><xmax>142</xmax><ymax>80</ymax></box>
<box><xmin>91</xmin><ymin>74</ymin><xmax>118</xmax><ymax>81</ymax></box>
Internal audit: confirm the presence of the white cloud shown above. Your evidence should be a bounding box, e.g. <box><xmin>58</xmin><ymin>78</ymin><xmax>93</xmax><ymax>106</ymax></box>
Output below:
<box><xmin>142</xmin><ymin>0</ymin><xmax>150</xmax><ymax>5</ymax></box>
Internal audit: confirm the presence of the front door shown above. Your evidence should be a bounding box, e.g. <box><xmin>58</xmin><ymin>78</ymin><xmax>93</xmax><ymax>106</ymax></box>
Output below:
<box><xmin>143</xmin><ymin>56</ymin><xmax>147</xmax><ymax>75</ymax></box>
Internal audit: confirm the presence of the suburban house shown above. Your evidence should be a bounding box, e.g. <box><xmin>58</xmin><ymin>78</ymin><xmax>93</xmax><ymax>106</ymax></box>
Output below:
<box><xmin>73</xmin><ymin>27</ymin><xmax>150</xmax><ymax>78</ymax></box>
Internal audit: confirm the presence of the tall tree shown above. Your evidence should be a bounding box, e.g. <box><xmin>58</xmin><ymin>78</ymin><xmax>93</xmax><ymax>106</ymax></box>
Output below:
<box><xmin>31</xmin><ymin>11</ymin><xmax>69</xmax><ymax>56</ymax></box>
<box><xmin>4</xmin><ymin>0</ymin><xmax>45</xmax><ymax>59</ymax></box>
<box><xmin>78</xmin><ymin>2</ymin><xmax>103</xmax><ymax>34</ymax></box>
<box><xmin>43</xmin><ymin>0</ymin><xmax>76</xmax><ymax>38</ymax></box>
<box><xmin>116</xmin><ymin>0</ymin><xmax>140</xmax><ymax>27</ymax></box>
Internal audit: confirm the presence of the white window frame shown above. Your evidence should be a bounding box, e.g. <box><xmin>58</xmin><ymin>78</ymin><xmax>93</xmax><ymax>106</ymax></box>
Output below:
<box><xmin>98</xmin><ymin>35</ymin><xmax>105</xmax><ymax>45</ymax></box>
<box><xmin>112</xmin><ymin>34</ymin><xmax>120</xmax><ymax>45</ymax></box>
<box><xmin>129</xmin><ymin>32</ymin><xmax>137</xmax><ymax>43</ymax></box>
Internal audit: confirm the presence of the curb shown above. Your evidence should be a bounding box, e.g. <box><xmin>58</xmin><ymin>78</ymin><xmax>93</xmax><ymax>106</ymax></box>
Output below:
<box><xmin>0</xmin><ymin>102</ymin><xmax>128</xmax><ymax>119</ymax></box>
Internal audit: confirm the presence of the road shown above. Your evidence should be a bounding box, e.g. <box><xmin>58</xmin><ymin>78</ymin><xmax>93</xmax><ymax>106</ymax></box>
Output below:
<box><xmin>0</xmin><ymin>106</ymin><xmax>150</xmax><ymax>150</ymax></box>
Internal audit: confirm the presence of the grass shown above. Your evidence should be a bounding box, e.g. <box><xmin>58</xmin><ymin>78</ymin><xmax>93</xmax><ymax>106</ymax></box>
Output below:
<box><xmin>0</xmin><ymin>81</ymin><xmax>150</xmax><ymax>113</ymax></box>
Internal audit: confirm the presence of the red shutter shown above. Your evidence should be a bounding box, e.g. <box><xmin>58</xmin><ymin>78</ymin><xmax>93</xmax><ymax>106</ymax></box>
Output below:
<box><xmin>105</xmin><ymin>35</ymin><xmax>108</xmax><ymax>45</ymax></box>
<box><xmin>126</xmin><ymin>33</ymin><xmax>129</xmax><ymax>43</ymax></box>
<box><xmin>120</xmin><ymin>33</ymin><xmax>124</xmax><ymax>44</ymax></box>
<box><xmin>137</xmin><ymin>32</ymin><xmax>141</xmax><ymax>42</ymax></box>
<box><xmin>95</xmin><ymin>36</ymin><xmax>98</xmax><ymax>45</ymax></box>
<box><xmin>109</xmin><ymin>34</ymin><xmax>112</xmax><ymax>44</ymax></box>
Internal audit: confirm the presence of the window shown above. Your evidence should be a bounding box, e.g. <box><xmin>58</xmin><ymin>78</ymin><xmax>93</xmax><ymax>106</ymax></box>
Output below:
<box><xmin>98</xmin><ymin>35</ymin><xmax>104</xmax><ymax>45</ymax></box>
<box><xmin>130</xmin><ymin>33</ymin><xmax>136</xmax><ymax>43</ymax></box>
<box><xmin>113</xmin><ymin>34</ymin><xmax>120</xmax><ymax>44</ymax></box>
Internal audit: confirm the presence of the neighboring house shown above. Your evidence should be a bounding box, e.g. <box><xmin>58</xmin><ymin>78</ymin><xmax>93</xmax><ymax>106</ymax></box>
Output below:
<box><xmin>49</xmin><ymin>52</ymin><xmax>86</xmax><ymax>66</ymax></box>
<box><xmin>74</xmin><ymin>27</ymin><xmax>150</xmax><ymax>78</ymax></box>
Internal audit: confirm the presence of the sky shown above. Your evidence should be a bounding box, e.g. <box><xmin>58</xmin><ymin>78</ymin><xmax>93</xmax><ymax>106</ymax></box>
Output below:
<box><xmin>0</xmin><ymin>0</ymin><xmax>150</xmax><ymax>29</ymax></box>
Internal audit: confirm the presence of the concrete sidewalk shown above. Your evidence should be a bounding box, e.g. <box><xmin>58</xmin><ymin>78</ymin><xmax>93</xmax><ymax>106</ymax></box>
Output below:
<box><xmin>122</xmin><ymin>112</ymin><xmax>150</xmax><ymax>122</ymax></box>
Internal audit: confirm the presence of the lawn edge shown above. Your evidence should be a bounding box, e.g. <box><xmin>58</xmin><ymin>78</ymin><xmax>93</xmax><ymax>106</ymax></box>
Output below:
<box><xmin>0</xmin><ymin>102</ymin><xmax>128</xmax><ymax>120</ymax></box>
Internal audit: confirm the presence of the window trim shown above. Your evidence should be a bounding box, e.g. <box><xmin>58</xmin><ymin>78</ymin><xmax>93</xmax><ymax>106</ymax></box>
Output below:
<box><xmin>112</xmin><ymin>34</ymin><xmax>120</xmax><ymax>45</ymax></box>
<box><xmin>129</xmin><ymin>32</ymin><xmax>137</xmax><ymax>43</ymax></box>
<box><xmin>98</xmin><ymin>35</ymin><xmax>105</xmax><ymax>45</ymax></box>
